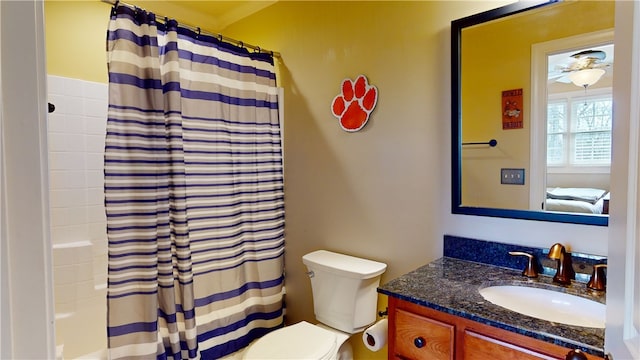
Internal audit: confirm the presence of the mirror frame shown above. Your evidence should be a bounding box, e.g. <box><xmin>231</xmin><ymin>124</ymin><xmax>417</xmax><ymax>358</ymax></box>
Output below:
<box><xmin>451</xmin><ymin>0</ymin><xmax>608</xmax><ymax>226</ymax></box>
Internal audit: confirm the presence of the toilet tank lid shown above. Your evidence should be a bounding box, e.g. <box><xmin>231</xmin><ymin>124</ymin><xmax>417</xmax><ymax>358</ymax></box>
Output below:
<box><xmin>302</xmin><ymin>250</ymin><xmax>387</xmax><ymax>279</ymax></box>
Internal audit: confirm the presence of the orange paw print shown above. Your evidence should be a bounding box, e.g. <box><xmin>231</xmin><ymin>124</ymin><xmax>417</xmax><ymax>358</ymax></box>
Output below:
<box><xmin>331</xmin><ymin>75</ymin><xmax>378</xmax><ymax>132</ymax></box>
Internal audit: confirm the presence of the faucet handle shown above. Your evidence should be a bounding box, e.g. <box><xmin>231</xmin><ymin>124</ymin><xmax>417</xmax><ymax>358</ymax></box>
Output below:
<box><xmin>509</xmin><ymin>251</ymin><xmax>539</xmax><ymax>278</ymax></box>
<box><xmin>587</xmin><ymin>264</ymin><xmax>607</xmax><ymax>291</ymax></box>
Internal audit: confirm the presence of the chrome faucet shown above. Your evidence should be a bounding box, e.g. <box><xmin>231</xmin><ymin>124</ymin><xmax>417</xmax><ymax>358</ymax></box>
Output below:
<box><xmin>548</xmin><ymin>243</ymin><xmax>575</xmax><ymax>285</ymax></box>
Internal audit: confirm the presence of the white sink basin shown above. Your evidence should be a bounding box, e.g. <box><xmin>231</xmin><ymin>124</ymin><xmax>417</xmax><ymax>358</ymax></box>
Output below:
<box><xmin>479</xmin><ymin>285</ymin><xmax>605</xmax><ymax>328</ymax></box>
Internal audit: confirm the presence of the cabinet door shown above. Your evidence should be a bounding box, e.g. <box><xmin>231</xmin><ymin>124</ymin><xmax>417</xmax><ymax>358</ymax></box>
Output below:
<box><xmin>394</xmin><ymin>308</ymin><xmax>455</xmax><ymax>360</ymax></box>
<box><xmin>463</xmin><ymin>330</ymin><xmax>560</xmax><ymax>360</ymax></box>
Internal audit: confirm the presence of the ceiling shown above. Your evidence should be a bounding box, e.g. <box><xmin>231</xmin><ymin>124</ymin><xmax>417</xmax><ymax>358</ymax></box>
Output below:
<box><xmin>127</xmin><ymin>1</ymin><xmax>278</xmax><ymax>31</ymax></box>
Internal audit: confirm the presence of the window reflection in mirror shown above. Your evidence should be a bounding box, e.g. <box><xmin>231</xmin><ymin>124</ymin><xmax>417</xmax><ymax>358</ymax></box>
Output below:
<box><xmin>529</xmin><ymin>31</ymin><xmax>614</xmax><ymax>219</ymax></box>
<box><xmin>543</xmin><ymin>45</ymin><xmax>612</xmax><ymax>215</ymax></box>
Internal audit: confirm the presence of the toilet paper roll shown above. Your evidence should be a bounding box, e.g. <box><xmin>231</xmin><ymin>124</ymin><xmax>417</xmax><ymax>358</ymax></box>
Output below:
<box><xmin>362</xmin><ymin>318</ymin><xmax>388</xmax><ymax>352</ymax></box>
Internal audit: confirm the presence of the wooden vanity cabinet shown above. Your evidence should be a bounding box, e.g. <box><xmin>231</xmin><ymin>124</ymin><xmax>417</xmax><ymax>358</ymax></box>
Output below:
<box><xmin>387</xmin><ymin>297</ymin><xmax>603</xmax><ymax>360</ymax></box>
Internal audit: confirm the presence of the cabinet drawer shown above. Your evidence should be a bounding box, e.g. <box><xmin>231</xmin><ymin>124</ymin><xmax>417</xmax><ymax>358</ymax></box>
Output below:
<box><xmin>394</xmin><ymin>308</ymin><xmax>455</xmax><ymax>360</ymax></box>
<box><xmin>463</xmin><ymin>330</ymin><xmax>560</xmax><ymax>360</ymax></box>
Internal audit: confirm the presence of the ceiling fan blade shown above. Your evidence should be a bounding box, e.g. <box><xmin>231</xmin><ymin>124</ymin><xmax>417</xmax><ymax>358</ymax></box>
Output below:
<box><xmin>548</xmin><ymin>71</ymin><xmax>568</xmax><ymax>80</ymax></box>
<box><xmin>592</xmin><ymin>62</ymin><xmax>612</xmax><ymax>69</ymax></box>
<box><xmin>570</xmin><ymin>49</ymin><xmax>606</xmax><ymax>61</ymax></box>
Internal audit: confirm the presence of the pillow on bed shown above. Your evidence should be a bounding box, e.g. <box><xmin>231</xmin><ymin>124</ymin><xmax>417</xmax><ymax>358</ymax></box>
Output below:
<box><xmin>546</xmin><ymin>187</ymin><xmax>607</xmax><ymax>204</ymax></box>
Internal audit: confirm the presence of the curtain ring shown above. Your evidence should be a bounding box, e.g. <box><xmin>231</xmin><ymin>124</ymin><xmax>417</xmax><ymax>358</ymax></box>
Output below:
<box><xmin>218</xmin><ymin>34</ymin><xmax>223</xmax><ymax>42</ymax></box>
<box><xmin>238</xmin><ymin>41</ymin><xmax>244</xmax><ymax>48</ymax></box>
<box><xmin>255</xmin><ymin>46</ymin><xmax>261</xmax><ymax>54</ymax></box>
<box><xmin>196</xmin><ymin>27</ymin><xmax>201</xmax><ymax>38</ymax></box>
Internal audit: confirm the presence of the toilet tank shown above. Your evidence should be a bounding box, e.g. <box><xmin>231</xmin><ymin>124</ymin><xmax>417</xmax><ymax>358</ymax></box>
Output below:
<box><xmin>302</xmin><ymin>250</ymin><xmax>387</xmax><ymax>334</ymax></box>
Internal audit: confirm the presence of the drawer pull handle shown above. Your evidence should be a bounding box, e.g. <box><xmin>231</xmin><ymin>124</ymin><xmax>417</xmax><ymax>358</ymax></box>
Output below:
<box><xmin>565</xmin><ymin>349</ymin><xmax>588</xmax><ymax>360</ymax></box>
<box><xmin>414</xmin><ymin>337</ymin><xmax>426</xmax><ymax>348</ymax></box>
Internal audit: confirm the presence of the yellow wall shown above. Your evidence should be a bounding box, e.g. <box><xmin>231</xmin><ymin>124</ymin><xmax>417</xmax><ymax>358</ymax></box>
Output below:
<box><xmin>45</xmin><ymin>0</ymin><xmax>230</xmax><ymax>83</ymax></box>
<box><xmin>45</xmin><ymin>1</ymin><xmax>110</xmax><ymax>83</ymax></box>
<box><xmin>460</xmin><ymin>1</ymin><xmax>614</xmax><ymax>210</ymax></box>
<box><xmin>44</xmin><ymin>1</ymin><xmax>518</xmax><ymax>359</ymax></box>
<box><xmin>221</xmin><ymin>1</ymin><xmax>512</xmax><ymax>358</ymax></box>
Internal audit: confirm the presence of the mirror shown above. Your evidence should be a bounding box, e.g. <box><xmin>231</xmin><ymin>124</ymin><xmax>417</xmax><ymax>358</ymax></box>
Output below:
<box><xmin>452</xmin><ymin>0</ymin><xmax>614</xmax><ymax>226</ymax></box>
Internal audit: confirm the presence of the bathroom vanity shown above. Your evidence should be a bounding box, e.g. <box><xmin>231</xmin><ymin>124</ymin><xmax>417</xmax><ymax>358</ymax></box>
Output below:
<box><xmin>378</xmin><ymin>236</ymin><xmax>606</xmax><ymax>360</ymax></box>
<box><xmin>386</xmin><ymin>295</ymin><xmax>602</xmax><ymax>360</ymax></box>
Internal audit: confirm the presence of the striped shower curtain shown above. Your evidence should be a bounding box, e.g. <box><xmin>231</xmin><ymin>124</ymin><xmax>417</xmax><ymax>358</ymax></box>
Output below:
<box><xmin>105</xmin><ymin>5</ymin><xmax>284</xmax><ymax>359</ymax></box>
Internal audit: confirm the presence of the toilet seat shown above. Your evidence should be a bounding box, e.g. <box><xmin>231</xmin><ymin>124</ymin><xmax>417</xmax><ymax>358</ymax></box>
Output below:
<box><xmin>243</xmin><ymin>321</ymin><xmax>338</xmax><ymax>359</ymax></box>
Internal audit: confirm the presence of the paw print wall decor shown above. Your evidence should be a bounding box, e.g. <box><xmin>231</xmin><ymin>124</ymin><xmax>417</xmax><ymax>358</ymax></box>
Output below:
<box><xmin>331</xmin><ymin>75</ymin><xmax>378</xmax><ymax>132</ymax></box>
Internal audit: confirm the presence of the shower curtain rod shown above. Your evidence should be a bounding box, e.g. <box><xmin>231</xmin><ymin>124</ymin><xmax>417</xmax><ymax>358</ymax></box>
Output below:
<box><xmin>101</xmin><ymin>0</ymin><xmax>281</xmax><ymax>58</ymax></box>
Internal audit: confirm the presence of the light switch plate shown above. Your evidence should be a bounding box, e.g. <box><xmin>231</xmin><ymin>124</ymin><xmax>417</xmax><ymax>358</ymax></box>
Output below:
<box><xmin>501</xmin><ymin>168</ymin><xmax>525</xmax><ymax>185</ymax></box>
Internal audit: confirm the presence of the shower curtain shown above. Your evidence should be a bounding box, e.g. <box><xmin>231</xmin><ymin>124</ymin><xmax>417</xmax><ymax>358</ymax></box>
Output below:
<box><xmin>105</xmin><ymin>5</ymin><xmax>284</xmax><ymax>359</ymax></box>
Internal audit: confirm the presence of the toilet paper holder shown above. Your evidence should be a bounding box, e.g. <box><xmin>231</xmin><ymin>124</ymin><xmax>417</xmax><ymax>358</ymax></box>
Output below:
<box><xmin>364</xmin><ymin>308</ymin><xmax>388</xmax><ymax>348</ymax></box>
<box><xmin>363</xmin><ymin>316</ymin><xmax>389</xmax><ymax>352</ymax></box>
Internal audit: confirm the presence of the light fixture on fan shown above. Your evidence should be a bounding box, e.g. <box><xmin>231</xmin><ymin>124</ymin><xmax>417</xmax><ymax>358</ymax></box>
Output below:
<box><xmin>567</xmin><ymin>68</ymin><xmax>606</xmax><ymax>88</ymax></box>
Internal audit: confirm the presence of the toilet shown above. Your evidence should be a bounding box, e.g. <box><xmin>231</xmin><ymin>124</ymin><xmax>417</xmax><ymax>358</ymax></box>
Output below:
<box><xmin>243</xmin><ymin>250</ymin><xmax>387</xmax><ymax>360</ymax></box>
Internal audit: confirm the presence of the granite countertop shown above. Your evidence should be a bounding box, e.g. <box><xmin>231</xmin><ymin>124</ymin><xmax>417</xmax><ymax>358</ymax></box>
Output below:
<box><xmin>378</xmin><ymin>257</ymin><xmax>605</xmax><ymax>357</ymax></box>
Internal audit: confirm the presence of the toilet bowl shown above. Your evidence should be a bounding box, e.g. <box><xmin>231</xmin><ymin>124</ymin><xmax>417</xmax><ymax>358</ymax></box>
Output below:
<box><xmin>242</xmin><ymin>321</ymin><xmax>351</xmax><ymax>360</ymax></box>
<box><xmin>242</xmin><ymin>250</ymin><xmax>387</xmax><ymax>360</ymax></box>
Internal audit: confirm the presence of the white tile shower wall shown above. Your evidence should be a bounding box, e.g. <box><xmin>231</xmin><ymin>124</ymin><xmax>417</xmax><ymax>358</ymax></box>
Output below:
<box><xmin>52</xmin><ymin>243</ymin><xmax>108</xmax><ymax>358</ymax></box>
<box><xmin>47</xmin><ymin>75</ymin><xmax>108</xmax><ymax>314</ymax></box>
<box><xmin>48</xmin><ymin>75</ymin><xmax>108</xmax><ymax>357</ymax></box>
<box><xmin>47</xmin><ymin>75</ymin><xmax>107</xmax><ymax>241</ymax></box>
<box><xmin>47</xmin><ymin>75</ymin><xmax>108</xmax><ymax>288</ymax></box>
<box><xmin>52</xmin><ymin>242</ymin><xmax>98</xmax><ymax>314</ymax></box>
